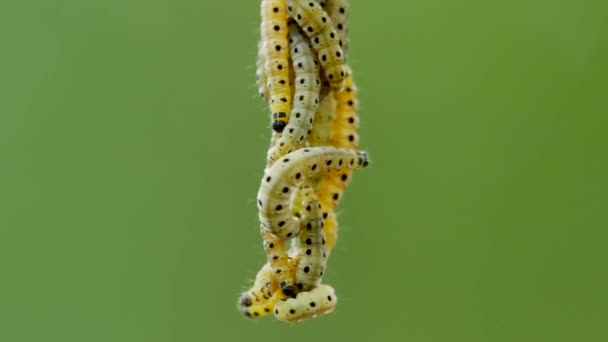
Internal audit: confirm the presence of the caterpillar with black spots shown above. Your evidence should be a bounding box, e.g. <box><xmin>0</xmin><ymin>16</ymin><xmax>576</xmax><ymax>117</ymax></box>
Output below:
<box><xmin>238</xmin><ymin>259</ymin><xmax>299</xmax><ymax>318</ymax></box>
<box><xmin>295</xmin><ymin>185</ymin><xmax>327</xmax><ymax>291</ymax></box>
<box><xmin>325</xmin><ymin>0</ymin><xmax>350</xmax><ymax>55</ymax></box>
<box><xmin>261</xmin><ymin>0</ymin><xmax>292</xmax><ymax>133</ymax></box>
<box><xmin>286</xmin><ymin>0</ymin><xmax>347</xmax><ymax>91</ymax></box>
<box><xmin>266</xmin><ymin>23</ymin><xmax>322</xmax><ymax>164</ymax></box>
<box><xmin>274</xmin><ymin>284</ymin><xmax>337</xmax><ymax>322</ymax></box>
<box><xmin>238</xmin><ymin>262</ymin><xmax>275</xmax><ymax>313</ymax></box>
<box><xmin>257</xmin><ymin>147</ymin><xmax>369</xmax><ymax>240</ymax></box>
<box><xmin>311</xmin><ymin>66</ymin><xmax>360</xmax><ymax>252</ymax></box>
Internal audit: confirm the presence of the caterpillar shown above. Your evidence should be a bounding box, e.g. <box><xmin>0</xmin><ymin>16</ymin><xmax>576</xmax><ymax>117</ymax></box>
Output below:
<box><xmin>239</xmin><ymin>259</ymin><xmax>299</xmax><ymax>318</ymax></box>
<box><xmin>295</xmin><ymin>185</ymin><xmax>327</xmax><ymax>291</ymax></box>
<box><xmin>308</xmin><ymin>92</ymin><xmax>337</xmax><ymax>146</ymax></box>
<box><xmin>274</xmin><ymin>284</ymin><xmax>338</xmax><ymax>322</ymax></box>
<box><xmin>266</xmin><ymin>23</ymin><xmax>322</xmax><ymax>164</ymax></box>
<box><xmin>313</xmin><ymin>67</ymin><xmax>360</xmax><ymax>252</ymax></box>
<box><xmin>261</xmin><ymin>228</ymin><xmax>297</xmax><ymax>296</ymax></box>
<box><xmin>326</xmin><ymin>0</ymin><xmax>350</xmax><ymax>55</ymax></box>
<box><xmin>330</xmin><ymin>66</ymin><xmax>359</xmax><ymax>149</ymax></box>
<box><xmin>286</xmin><ymin>0</ymin><xmax>347</xmax><ymax>91</ymax></box>
<box><xmin>257</xmin><ymin>147</ymin><xmax>369</xmax><ymax>240</ymax></box>
<box><xmin>261</xmin><ymin>0</ymin><xmax>292</xmax><ymax>133</ymax></box>
<box><xmin>256</xmin><ymin>40</ymin><xmax>269</xmax><ymax>100</ymax></box>
<box><xmin>238</xmin><ymin>262</ymin><xmax>275</xmax><ymax>311</ymax></box>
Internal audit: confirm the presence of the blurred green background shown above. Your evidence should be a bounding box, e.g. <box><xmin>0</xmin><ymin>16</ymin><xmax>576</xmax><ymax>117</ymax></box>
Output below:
<box><xmin>1</xmin><ymin>0</ymin><xmax>607</xmax><ymax>341</ymax></box>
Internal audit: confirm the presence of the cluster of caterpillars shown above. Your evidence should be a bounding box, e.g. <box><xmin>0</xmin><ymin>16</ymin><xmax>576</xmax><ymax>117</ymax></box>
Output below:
<box><xmin>238</xmin><ymin>0</ymin><xmax>368</xmax><ymax>323</ymax></box>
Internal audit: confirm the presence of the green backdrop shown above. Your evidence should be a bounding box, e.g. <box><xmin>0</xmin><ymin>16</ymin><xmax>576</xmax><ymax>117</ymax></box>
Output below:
<box><xmin>1</xmin><ymin>1</ymin><xmax>607</xmax><ymax>341</ymax></box>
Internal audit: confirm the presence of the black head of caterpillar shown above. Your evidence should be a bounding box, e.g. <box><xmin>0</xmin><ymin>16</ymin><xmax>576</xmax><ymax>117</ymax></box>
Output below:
<box><xmin>258</xmin><ymin>147</ymin><xmax>370</xmax><ymax>238</ymax></box>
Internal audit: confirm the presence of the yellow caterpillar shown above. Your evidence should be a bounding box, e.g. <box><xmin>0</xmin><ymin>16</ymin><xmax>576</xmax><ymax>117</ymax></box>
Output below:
<box><xmin>238</xmin><ymin>262</ymin><xmax>275</xmax><ymax>312</ymax></box>
<box><xmin>296</xmin><ymin>67</ymin><xmax>359</xmax><ymax>254</ymax></box>
<box><xmin>239</xmin><ymin>259</ymin><xmax>299</xmax><ymax>318</ymax></box>
<box><xmin>274</xmin><ymin>284</ymin><xmax>338</xmax><ymax>322</ymax></box>
<box><xmin>267</xmin><ymin>23</ymin><xmax>322</xmax><ymax>164</ymax></box>
<box><xmin>261</xmin><ymin>0</ymin><xmax>292</xmax><ymax>132</ymax></box>
<box><xmin>286</xmin><ymin>0</ymin><xmax>347</xmax><ymax>91</ymax></box>
<box><xmin>295</xmin><ymin>185</ymin><xmax>327</xmax><ymax>291</ymax></box>
<box><xmin>261</xmin><ymin>228</ymin><xmax>297</xmax><ymax>296</ymax></box>
<box><xmin>309</xmin><ymin>92</ymin><xmax>337</xmax><ymax>146</ymax></box>
<box><xmin>257</xmin><ymin>147</ymin><xmax>369</xmax><ymax>240</ymax></box>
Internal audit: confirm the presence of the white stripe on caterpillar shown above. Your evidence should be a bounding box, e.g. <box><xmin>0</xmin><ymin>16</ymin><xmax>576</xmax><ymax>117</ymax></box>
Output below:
<box><xmin>261</xmin><ymin>0</ymin><xmax>292</xmax><ymax>133</ymax></box>
<box><xmin>286</xmin><ymin>0</ymin><xmax>347</xmax><ymax>91</ymax></box>
<box><xmin>257</xmin><ymin>147</ymin><xmax>369</xmax><ymax>240</ymax></box>
<box><xmin>295</xmin><ymin>185</ymin><xmax>327</xmax><ymax>291</ymax></box>
<box><xmin>266</xmin><ymin>23</ymin><xmax>322</xmax><ymax>164</ymax></box>
<box><xmin>274</xmin><ymin>284</ymin><xmax>337</xmax><ymax>322</ymax></box>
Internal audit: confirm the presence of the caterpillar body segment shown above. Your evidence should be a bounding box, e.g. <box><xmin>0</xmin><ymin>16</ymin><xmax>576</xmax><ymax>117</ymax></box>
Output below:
<box><xmin>273</xmin><ymin>284</ymin><xmax>337</xmax><ymax>322</ymax></box>
<box><xmin>286</xmin><ymin>0</ymin><xmax>347</xmax><ymax>90</ymax></box>
<box><xmin>326</xmin><ymin>0</ymin><xmax>350</xmax><ymax>55</ymax></box>
<box><xmin>294</xmin><ymin>186</ymin><xmax>327</xmax><ymax>291</ymax></box>
<box><xmin>257</xmin><ymin>147</ymin><xmax>369</xmax><ymax>239</ymax></box>
<box><xmin>261</xmin><ymin>0</ymin><xmax>292</xmax><ymax>132</ymax></box>
<box><xmin>309</xmin><ymin>93</ymin><xmax>337</xmax><ymax>147</ymax></box>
